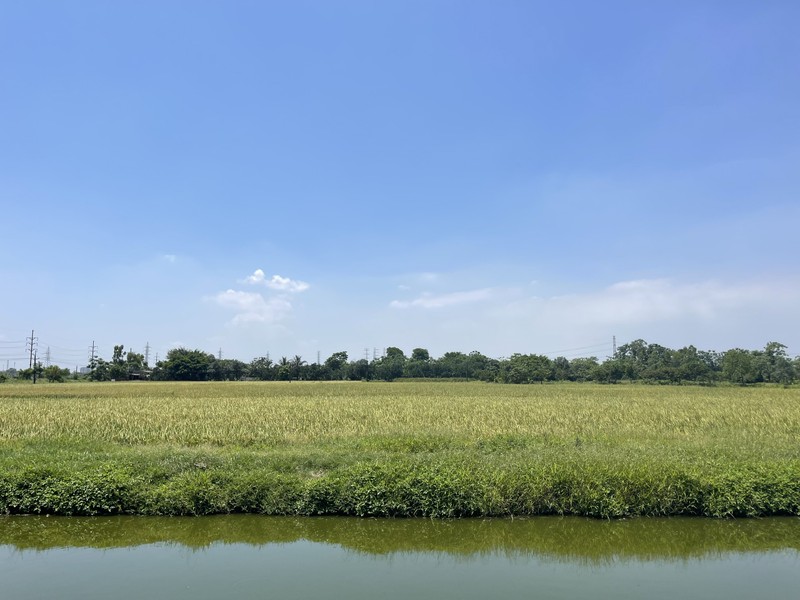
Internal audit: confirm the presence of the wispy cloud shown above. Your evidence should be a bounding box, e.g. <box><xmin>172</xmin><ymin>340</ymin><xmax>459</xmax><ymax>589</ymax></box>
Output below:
<box><xmin>390</xmin><ymin>288</ymin><xmax>495</xmax><ymax>309</ymax></box>
<box><xmin>242</xmin><ymin>269</ymin><xmax>309</xmax><ymax>292</ymax></box>
<box><xmin>379</xmin><ymin>277</ymin><xmax>800</xmax><ymax>357</ymax></box>
<box><xmin>212</xmin><ymin>289</ymin><xmax>293</xmax><ymax>325</ymax></box>
<box><xmin>533</xmin><ymin>278</ymin><xmax>797</xmax><ymax>325</ymax></box>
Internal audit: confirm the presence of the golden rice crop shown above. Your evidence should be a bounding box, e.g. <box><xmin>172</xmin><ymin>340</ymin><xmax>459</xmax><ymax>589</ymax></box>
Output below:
<box><xmin>0</xmin><ymin>381</ymin><xmax>797</xmax><ymax>456</ymax></box>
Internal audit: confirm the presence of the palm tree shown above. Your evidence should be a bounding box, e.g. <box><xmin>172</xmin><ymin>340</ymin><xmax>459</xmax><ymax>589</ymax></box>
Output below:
<box><xmin>291</xmin><ymin>355</ymin><xmax>306</xmax><ymax>381</ymax></box>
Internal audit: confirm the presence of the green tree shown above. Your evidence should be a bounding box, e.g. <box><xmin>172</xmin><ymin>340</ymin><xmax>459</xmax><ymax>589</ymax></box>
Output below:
<box><xmin>374</xmin><ymin>348</ymin><xmax>406</xmax><ymax>381</ymax></box>
<box><xmin>592</xmin><ymin>359</ymin><xmax>625</xmax><ymax>383</ymax></box>
<box><xmin>721</xmin><ymin>349</ymin><xmax>758</xmax><ymax>385</ymax></box>
<box><xmin>88</xmin><ymin>357</ymin><xmax>111</xmax><ymax>381</ymax></box>
<box><xmin>410</xmin><ymin>348</ymin><xmax>430</xmax><ymax>361</ymax></box>
<box><xmin>324</xmin><ymin>351</ymin><xmax>348</xmax><ymax>380</ymax></box>
<box><xmin>208</xmin><ymin>358</ymin><xmax>247</xmax><ymax>381</ymax></box>
<box><xmin>249</xmin><ymin>356</ymin><xmax>274</xmax><ymax>380</ymax></box>
<box><xmin>291</xmin><ymin>355</ymin><xmax>306</xmax><ymax>381</ymax></box>
<box><xmin>615</xmin><ymin>339</ymin><xmax>649</xmax><ymax>380</ymax></box>
<box><xmin>640</xmin><ymin>344</ymin><xmax>679</xmax><ymax>383</ymax></box>
<box><xmin>19</xmin><ymin>363</ymin><xmax>44</xmax><ymax>381</ymax></box>
<box><xmin>759</xmin><ymin>342</ymin><xmax>794</xmax><ymax>384</ymax></box>
<box><xmin>569</xmin><ymin>357</ymin><xmax>599</xmax><ymax>382</ymax></box>
<box><xmin>435</xmin><ymin>352</ymin><xmax>471</xmax><ymax>378</ymax></box>
<box><xmin>466</xmin><ymin>351</ymin><xmax>498</xmax><ymax>381</ymax></box>
<box><xmin>405</xmin><ymin>348</ymin><xmax>432</xmax><ymax>378</ymax></box>
<box><xmin>160</xmin><ymin>348</ymin><xmax>214</xmax><ymax>381</ymax></box>
<box><xmin>43</xmin><ymin>365</ymin><xmax>70</xmax><ymax>383</ymax></box>
<box><xmin>552</xmin><ymin>356</ymin><xmax>571</xmax><ymax>381</ymax></box>
<box><xmin>498</xmin><ymin>354</ymin><xmax>553</xmax><ymax>384</ymax></box>
<box><xmin>126</xmin><ymin>351</ymin><xmax>146</xmax><ymax>378</ymax></box>
<box><xmin>276</xmin><ymin>357</ymin><xmax>291</xmax><ymax>381</ymax></box>
<box><xmin>674</xmin><ymin>345</ymin><xmax>711</xmax><ymax>383</ymax></box>
<box><xmin>347</xmin><ymin>359</ymin><xmax>370</xmax><ymax>380</ymax></box>
<box><xmin>109</xmin><ymin>344</ymin><xmax>127</xmax><ymax>380</ymax></box>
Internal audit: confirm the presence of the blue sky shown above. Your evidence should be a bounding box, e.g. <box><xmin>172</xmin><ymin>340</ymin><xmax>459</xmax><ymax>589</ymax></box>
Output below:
<box><xmin>2</xmin><ymin>1</ymin><xmax>799</xmax><ymax>368</ymax></box>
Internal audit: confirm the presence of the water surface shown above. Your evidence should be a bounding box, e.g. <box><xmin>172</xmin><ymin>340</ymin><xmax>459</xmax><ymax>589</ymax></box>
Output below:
<box><xmin>2</xmin><ymin>516</ymin><xmax>798</xmax><ymax>599</ymax></box>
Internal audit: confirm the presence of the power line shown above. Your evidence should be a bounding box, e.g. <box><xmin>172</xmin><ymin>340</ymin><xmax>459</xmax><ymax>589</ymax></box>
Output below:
<box><xmin>37</xmin><ymin>341</ymin><xmax>86</xmax><ymax>353</ymax></box>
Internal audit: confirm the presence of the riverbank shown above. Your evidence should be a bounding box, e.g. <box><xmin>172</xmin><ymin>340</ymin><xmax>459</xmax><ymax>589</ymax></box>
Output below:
<box><xmin>1</xmin><ymin>381</ymin><xmax>798</xmax><ymax>518</ymax></box>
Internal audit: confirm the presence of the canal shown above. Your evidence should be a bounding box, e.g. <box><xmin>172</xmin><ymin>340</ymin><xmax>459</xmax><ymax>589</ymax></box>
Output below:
<box><xmin>1</xmin><ymin>516</ymin><xmax>798</xmax><ymax>599</ymax></box>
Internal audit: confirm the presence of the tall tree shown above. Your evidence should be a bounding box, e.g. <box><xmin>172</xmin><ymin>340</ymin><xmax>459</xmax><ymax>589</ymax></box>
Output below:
<box><xmin>291</xmin><ymin>355</ymin><xmax>306</xmax><ymax>381</ymax></box>
<box><xmin>160</xmin><ymin>348</ymin><xmax>214</xmax><ymax>381</ymax></box>
<box><xmin>249</xmin><ymin>356</ymin><xmax>274</xmax><ymax>380</ymax></box>
<box><xmin>721</xmin><ymin>349</ymin><xmax>758</xmax><ymax>385</ymax></box>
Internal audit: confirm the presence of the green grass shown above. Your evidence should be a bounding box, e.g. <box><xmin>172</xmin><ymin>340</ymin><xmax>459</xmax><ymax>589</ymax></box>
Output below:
<box><xmin>1</xmin><ymin>381</ymin><xmax>798</xmax><ymax>518</ymax></box>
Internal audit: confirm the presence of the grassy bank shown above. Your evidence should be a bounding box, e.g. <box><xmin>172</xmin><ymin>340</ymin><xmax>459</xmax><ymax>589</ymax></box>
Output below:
<box><xmin>1</xmin><ymin>381</ymin><xmax>798</xmax><ymax>518</ymax></box>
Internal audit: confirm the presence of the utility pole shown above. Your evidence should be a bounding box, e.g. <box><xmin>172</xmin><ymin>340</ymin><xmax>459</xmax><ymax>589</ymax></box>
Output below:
<box><xmin>218</xmin><ymin>348</ymin><xmax>223</xmax><ymax>360</ymax></box>
<box><xmin>26</xmin><ymin>330</ymin><xmax>37</xmax><ymax>369</ymax></box>
<box><xmin>32</xmin><ymin>350</ymin><xmax>38</xmax><ymax>384</ymax></box>
<box><xmin>44</xmin><ymin>347</ymin><xmax>51</xmax><ymax>367</ymax></box>
<box><xmin>612</xmin><ymin>336</ymin><xmax>617</xmax><ymax>357</ymax></box>
<box><xmin>317</xmin><ymin>351</ymin><xmax>320</xmax><ymax>365</ymax></box>
<box><xmin>364</xmin><ymin>348</ymin><xmax>370</xmax><ymax>362</ymax></box>
<box><xmin>144</xmin><ymin>342</ymin><xmax>151</xmax><ymax>367</ymax></box>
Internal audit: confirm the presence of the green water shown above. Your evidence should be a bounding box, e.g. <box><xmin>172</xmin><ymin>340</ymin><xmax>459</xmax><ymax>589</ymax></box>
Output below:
<box><xmin>1</xmin><ymin>516</ymin><xmax>798</xmax><ymax>599</ymax></box>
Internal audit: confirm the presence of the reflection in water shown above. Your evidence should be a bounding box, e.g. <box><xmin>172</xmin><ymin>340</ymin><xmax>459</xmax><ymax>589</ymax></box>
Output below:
<box><xmin>2</xmin><ymin>516</ymin><xmax>799</xmax><ymax>600</ymax></box>
<box><xmin>1</xmin><ymin>515</ymin><xmax>799</xmax><ymax>563</ymax></box>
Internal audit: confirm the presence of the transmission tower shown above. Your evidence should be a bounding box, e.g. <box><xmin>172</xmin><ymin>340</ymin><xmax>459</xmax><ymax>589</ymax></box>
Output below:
<box><xmin>26</xmin><ymin>330</ymin><xmax>38</xmax><ymax>369</ymax></box>
<box><xmin>88</xmin><ymin>341</ymin><xmax>97</xmax><ymax>371</ymax></box>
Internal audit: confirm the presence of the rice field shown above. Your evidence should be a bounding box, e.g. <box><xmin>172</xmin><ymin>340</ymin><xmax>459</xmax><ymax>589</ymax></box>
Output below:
<box><xmin>0</xmin><ymin>381</ymin><xmax>798</xmax><ymax>518</ymax></box>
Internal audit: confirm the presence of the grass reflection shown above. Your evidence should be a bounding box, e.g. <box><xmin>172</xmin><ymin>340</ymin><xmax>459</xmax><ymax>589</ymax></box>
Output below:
<box><xmin>1</xmin><ymin>515</ymin><xmax>798</xmax><ymax>564</ymax></box>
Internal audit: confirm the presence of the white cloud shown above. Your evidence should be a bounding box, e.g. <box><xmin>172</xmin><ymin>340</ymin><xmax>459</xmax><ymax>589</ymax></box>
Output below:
<box><xmin>242</xmin><ymin>269</ymin><xmax>309</xmax><ymax>292</ymax></box>
<box><xmin>267</xmin><ymin>274</ymin><xmax>310</xmax><ymax>293</ymax></box>
<box><xmin>162</xmin><ymin>254</ymin><xmax>177</xmax><ymax>263</ymax></box>
<box><xmin>390</xmin><ymin>288</ymin><xmax>495</xmax><ymax>309</ymax></box>
<box><xmin>243</xmin><ymin>269</ymin><xmax>267</xmax><ymax>284</ymax></box>
<box><xmin>377</xmin><ymin>277</ymin><xmax>800</xmax><ymax>357</ymax></box>
<box><xmin>212</xmin><ymin>289</ymin><xmax>293</xmax><ymax>325</ymax></box>
<box><xmin>537</xmin><ymin>279</ymin><xmax>795</xmax><ymax>325</ymax></box>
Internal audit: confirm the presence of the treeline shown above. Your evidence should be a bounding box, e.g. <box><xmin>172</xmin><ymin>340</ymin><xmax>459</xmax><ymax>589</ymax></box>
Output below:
<box><xmin>6</xmin><ymin>340</ymin><xmax>795</xmax><ymax>385</ymax></box>
<box><xmin>63</xmin><ymin>340</ymin><xmax>798</xmax><ymax>385</ymax></box>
